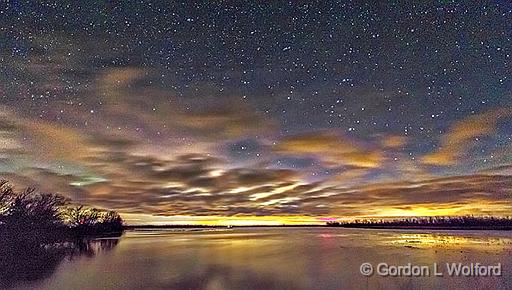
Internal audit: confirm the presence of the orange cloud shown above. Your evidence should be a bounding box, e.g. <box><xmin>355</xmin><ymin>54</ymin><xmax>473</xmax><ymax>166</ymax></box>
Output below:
<box><xmin>421</xmin><ymin>108</ymin><xmax>512</xmax><ymax>166</ymax></box>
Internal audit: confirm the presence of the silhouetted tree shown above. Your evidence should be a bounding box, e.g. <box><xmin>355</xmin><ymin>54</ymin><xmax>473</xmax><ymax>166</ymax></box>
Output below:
<box><xmin>0</xmin><ymin>181</ymin><xmax>68</xmax><ymax>230</ymax></box>
<box><xmin>64</xmin><ymin>206</ymin><xmax>124</xmax><ymax>233</ymax></box>
<box><xmin>0</xmin><ymin>180</ymin><xmax>124</xmax><ymax>243</ymax></box>
<box><xmin>65</xmin><ymin>206</ymin><xmax>101</xmax><ymax>227</ymax></box>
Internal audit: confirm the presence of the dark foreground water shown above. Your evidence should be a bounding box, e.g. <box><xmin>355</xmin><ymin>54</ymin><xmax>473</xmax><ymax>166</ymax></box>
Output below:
<box><xmin>2</xmin><ymin>228</ymin><xmax>512</xmax><ymax>290</ymax></box>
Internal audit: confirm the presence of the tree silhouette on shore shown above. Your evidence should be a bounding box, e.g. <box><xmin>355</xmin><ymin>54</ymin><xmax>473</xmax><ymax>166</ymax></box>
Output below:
<box><xmin>0</xmin><ymin>180</ymin><xmax>124</xmax><ymax>243</ymax></box>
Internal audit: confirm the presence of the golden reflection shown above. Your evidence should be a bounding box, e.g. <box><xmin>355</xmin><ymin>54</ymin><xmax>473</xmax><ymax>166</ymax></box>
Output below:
<box><xmin>386</xmin><ymin>233</ymin><xmax>512</xmax><ymax>249</ymax></box>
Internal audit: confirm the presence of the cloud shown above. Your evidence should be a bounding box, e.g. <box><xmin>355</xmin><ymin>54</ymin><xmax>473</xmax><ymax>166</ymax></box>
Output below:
<box><xmin>302</xmin><ymin>174</ymin><xmax>512</xmax><ymax>217</ymax></box>
<box><xmin>95</xmin><ymin>67</ymin><xmax>277</xmax><ymax>142</ymax></box>
<box><xmin>1</xmin><ymin>34</ymin><xmax>510</xmax><ymax>223</ymax></box>
<box><xmin>421</xmin><ymin>108</ymin><xmax>512</xmax><ymax>166</ymax></box>
<box><xmin>0</xmin><ymin>107</ymin><xmax>94</xmax><ymax>162</ymax></box>
<box><xmin>3</xmin><ymin>149</ymin><xmax>510</xmax><ymax>220</ymax></box>
<box><xmin>174</xmin><ymin>104</ymin><xmax>276</xmax><ymax>140</ymax></box>
<box><xmin>381</xmin><ymin>135</ymin><xmax>407</xmax><ymax>148</ymax></box>
<box><xmin>479</xmin><ymin>164</ymin><xmax>512</xmax><ymax>176</ymax></box>
<box><xmin>274</xmin><ymin>131</ymin><xmax>383</xmax><ymax>168</ymax></box>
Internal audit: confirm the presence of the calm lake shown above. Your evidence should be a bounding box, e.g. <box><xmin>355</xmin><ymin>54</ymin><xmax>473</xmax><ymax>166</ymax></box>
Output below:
<box><xmin>4</xmin><ymin>228</ymin><xmax>512</xmax><ymax>290</ymax></box>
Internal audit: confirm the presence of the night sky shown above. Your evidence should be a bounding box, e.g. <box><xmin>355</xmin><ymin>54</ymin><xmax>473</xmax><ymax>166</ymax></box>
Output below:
<box><xmin>1</xmin><ymin>1</ymin><xmax>511</xmax><ymax>224</ymax></box>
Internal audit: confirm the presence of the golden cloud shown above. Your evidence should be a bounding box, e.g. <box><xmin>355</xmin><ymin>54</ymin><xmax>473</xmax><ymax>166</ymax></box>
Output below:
<box><xmin>421</xmin><ymin>108</ymin><xmax>512</xmax><ymax>166</ymax></box>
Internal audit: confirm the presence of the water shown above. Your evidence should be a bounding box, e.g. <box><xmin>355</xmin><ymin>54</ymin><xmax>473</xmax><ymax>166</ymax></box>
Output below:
<box><xmin>3</xmin><ymin>228</ymin><xmax>512</xmax><ymax>289</ymax></box>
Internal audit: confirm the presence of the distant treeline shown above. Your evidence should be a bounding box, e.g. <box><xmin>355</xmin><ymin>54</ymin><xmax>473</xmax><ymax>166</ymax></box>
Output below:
<box><xmin>326</xmin><ymin>216</ymin><xmax>512</xmax><ymax>230</ymax></box>
<box><xmin>0</xmin><ymin>180</ymin><xmax>124</xmax><ymax>244</ymax></box>
<box><xmin>125</xmin><ymin>224</ymin><xmax>323</xmax><ymax>229</ymax></box>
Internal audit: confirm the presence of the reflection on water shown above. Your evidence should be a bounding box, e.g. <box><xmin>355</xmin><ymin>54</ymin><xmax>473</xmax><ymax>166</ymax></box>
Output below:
<box><xmin>385</xmin><ymin>233</ymin><xmax>512</xmax><ymax>248</ymax></box>
<box><xmin>0</xmin><ymin>238</ymin><xmax>119</xmax><ymax>289</ymax></box>
<box><xmin>2</xmin><ymin>228</ymin><xmax>511</xmax><ymax>290</ymax></box>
